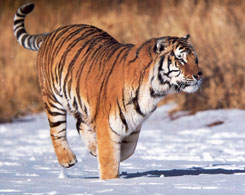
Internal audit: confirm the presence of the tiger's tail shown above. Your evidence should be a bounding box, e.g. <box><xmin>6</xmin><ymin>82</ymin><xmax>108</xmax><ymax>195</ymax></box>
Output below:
<box><xmin>13</xmin><ymin>3</ymin><xmax>48</xmax><ymax>51</ymax></box>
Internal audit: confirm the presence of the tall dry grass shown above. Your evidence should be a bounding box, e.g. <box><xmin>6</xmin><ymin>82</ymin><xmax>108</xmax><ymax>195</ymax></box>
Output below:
<box><xmin>0</xmin><ymin>0</ymin><xmax>244</xmax><ymax>122</ymax></box>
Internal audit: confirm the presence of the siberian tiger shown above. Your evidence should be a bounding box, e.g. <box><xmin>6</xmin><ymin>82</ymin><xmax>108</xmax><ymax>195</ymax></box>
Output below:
<box><xmin>13</xmin><ymin>3</ymin><xmax>202</xmax><ymax>179</ymax></box>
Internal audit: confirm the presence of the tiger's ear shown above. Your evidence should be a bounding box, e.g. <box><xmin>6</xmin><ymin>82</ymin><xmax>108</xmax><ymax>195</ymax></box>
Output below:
<box><xmin>154</xmin><ymin>38</ymin><xmax>168</xmax><ymax>53</ymax></box>
<box><xmin>183</xmin><ymin>34</ymin><xmax>191</xmax><ymax>40</ymax></box>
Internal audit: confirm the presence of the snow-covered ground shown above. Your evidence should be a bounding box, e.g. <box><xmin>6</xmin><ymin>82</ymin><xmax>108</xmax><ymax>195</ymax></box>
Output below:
<box><xmin>0</xmin><ymin>104</ymin><xmax>244</xmax><ymax>195</ymax></box>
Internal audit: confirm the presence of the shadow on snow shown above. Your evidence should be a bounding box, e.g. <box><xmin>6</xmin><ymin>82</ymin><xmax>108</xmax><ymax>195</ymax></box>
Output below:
<box><xmin>120</xmin><ymin>167</ymin><xmax>245</xmax><ymax>179</ymax></box>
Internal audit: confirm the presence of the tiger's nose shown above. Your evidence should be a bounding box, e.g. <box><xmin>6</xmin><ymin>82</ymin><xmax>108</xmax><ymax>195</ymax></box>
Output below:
<box><xmin>193</xmin><ymin>71</ymin><xmax>203</xmax><ymax>80</ymax></box>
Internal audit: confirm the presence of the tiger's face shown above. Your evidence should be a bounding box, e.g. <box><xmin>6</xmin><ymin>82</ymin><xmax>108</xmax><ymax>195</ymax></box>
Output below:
<box><xmin>151</xmin><ymin>35</ymin><xmax>202</xmax><ymax>96</ymax></box>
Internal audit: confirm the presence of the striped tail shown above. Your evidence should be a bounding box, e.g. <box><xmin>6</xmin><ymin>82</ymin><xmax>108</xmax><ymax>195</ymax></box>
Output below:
<box><xmin>13</xmin><ymin>3</ymin><xmax>48</xmax><ymax>51</ymax></box>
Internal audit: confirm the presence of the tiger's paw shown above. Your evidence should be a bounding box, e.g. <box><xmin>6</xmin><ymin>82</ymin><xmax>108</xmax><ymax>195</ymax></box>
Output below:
<box><xmin>56</xmin><ymin>148</ymin><xmax>77</xmax><ymax>168</ymax></box>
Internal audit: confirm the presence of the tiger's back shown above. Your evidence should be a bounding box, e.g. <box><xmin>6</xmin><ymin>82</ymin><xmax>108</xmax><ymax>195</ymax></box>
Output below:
<box><xmin>39</xmin><ymin>24</ymin><xmax>131</xmax><ymax>115</ymax></box>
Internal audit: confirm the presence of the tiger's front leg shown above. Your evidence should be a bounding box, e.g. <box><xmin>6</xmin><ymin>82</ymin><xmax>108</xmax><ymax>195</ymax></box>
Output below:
<box><xmin>96</xmin><ymin>119</ymin><xmax>121</xmax><ymax>179</ymax></box>
<box><xmin>44</xmin><ymin>100</ymin><xmax>77</xmax><ymax>168</ymax></box>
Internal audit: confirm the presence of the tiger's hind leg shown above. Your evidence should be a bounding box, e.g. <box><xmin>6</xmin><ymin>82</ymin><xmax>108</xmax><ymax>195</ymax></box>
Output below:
<box><xmin>44</xmin><ymin>100</ymin><xmax>77</xmax><ymax>168</ymax></box>
<box><xmin>76</xmin><ymin>116</ymin><xmax>97</xmax><ymax>157</ymax></box>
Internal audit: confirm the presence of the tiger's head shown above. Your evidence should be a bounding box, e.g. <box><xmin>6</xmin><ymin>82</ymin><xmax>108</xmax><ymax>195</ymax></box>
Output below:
<box><xmin>150</xmin><ymin>34</ymin><xmax>202</xmax><ymax>97</ymax></box>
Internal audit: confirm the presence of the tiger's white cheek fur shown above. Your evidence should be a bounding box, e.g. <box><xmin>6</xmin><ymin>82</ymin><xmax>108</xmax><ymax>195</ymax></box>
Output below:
<box><xmin>170</xmin><ymin>73</ymin><xmax>184</xmax><ymax>85</ymax></box>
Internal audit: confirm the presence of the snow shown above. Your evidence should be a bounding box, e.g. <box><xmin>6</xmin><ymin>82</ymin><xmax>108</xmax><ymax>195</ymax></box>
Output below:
<box><xmin>0</xmin><ymin>104</ymin><xmax>245</xmax><ymax>194</ymax></box>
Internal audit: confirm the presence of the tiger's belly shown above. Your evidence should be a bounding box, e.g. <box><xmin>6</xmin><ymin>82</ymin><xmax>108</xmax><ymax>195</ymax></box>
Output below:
<box><xmin>120</xmin><ymin>130</ymin><xmax>140</xmax><ymax>162</ymax></box>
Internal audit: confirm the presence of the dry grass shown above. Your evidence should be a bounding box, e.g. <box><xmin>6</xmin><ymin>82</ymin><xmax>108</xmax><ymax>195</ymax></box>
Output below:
<box><xmin>0</xmin><ymin>0</ymin><xmax>244</xmax><ymax>122</ymax></box>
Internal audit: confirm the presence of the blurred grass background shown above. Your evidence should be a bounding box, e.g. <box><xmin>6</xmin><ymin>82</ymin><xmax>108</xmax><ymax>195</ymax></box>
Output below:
<box><xmin>0</xmin><ymin>0</ymin><xmax>244</xmax><ymax>122</ymax></box>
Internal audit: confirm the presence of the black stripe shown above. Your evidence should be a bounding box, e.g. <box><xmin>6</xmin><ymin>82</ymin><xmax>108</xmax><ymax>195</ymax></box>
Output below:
<box><xmin>117</xmin><ymin>100</ymin><xmax>128</xmax><ymax>132</ymax></box>
<box><xmin>169</xmin><ymin>69</ymin><xmax>181</xmax><ymax>74</ymax></box>
<box><xmin>48</xmin><ymin>111</ymin><xmax>66</xmax><ymax>117</ymax></box>
<box><xmin>158</xmin><ymin>55</ymin><xmax>166</xmax><ymax>84</ymax></box>
<box><xmin>179</xmin><ymin>46</ymin><xmax>184</xmax><ymax>50</ymax></box>
<box><xmin>110</xmin><ymin>128</ymin><xmax>121</xmax><ymax>137</ymax></box>
<box><xmin>84</xmin><ymin>105</ymin><xmax>88</xmax><ymax>117</ymax></box>
<box><xmin>48</xmin><ymin>102</ymin><xmax>66</xmax><ymax>113</ymax></box>
<box><xmin>167</xmin><ymin>56</ymin><xmax>172</xmax><ymax>72</ymax></box>
<box><xmin>119</xmin><ymin>45</ymin><xmax>134</xmax><ymax>63</ymax></box>
<box><xmin>20</xmin><ymin>34</ymin><xmax>28</xmax><ymax>47</ymax></box>
<box><xmin>14</xmin><ymin>19</ymin><xmax>24</xmax><ymax>26</ymax></box>
<box><xmin>32</xmin><ymin>35</ymin><xmax>39</xmax><ymax>50</ymax></box>
<box><xmin>67</xmin><ymin>78</ymin><xmax>72</xmax><ymax>100</ymax></box>
<box><xmin>132</xmin><ymin>89</ymin><xmax>145</xmax><ymax>117</ymax></box>
<box><xmin>13</xmin><ymin>24</ymin><xmax>23</xmax><ymax>32</ymax></box>
<box><xmin>57</xmin><ymin>128</ymin><xmax>66</xmax><ymax>134</ymax></box>
<box><xmin>150</xmin><ymin>87</ymin><xmax>167</xmax><ymax>98</ymax></box>
<box><xmin>129</xmin><ymin>39</ymin><xmax>152</xmax><ymax>63</ymax></box>
<box><xmin>73</xmin><ymin>97</ymin><xmax>78</xmax><ymax>110</ymax></box>
<box><xmin>195</xmin><ymin>57</ymin><xmax>198</xmax><ymax>64</ymax></box>
<box><xmin>175</xmin><ymin>71</ymin><xmax>181</xmax><ymax>77</ymax></box>
<box><xmin>76</xmin><ymin>56</ymin><xmax>90</xmax><ymax>110</ymax></box>
<box><xmin>16</xmin><ymin>12</ymin><xmax>25</xmax><ymax>17</ymax></box>
<box><xmin>45</xmin><ymin>103</ymin><xmax>66</xmax><ymax>116</ymax></box>
<box><xmin>75</xmin><ymin>112</ymin><xmax>86</xmax><ymax>133</ymax></box>
<box><xmin>158</xmin><ymin>73</ymin><xmax>164</xmax><ymax>84</ymax></box>
<box><xmin>48</xmin><ymin>120</ymin><xmax>66</xmax><ymax>128</ymax></box>
<box><xmin>49</xmin><ymin>94</ymin><xmax>63</xmax><ymax>105</ymax></box>
<box><xmin>122</xmin><ymin>139</ymin><xmax>130</xmax><ymax>144</ymax></box>
<box><xmin>176</xmin><ymin>42</ymin><xmax>180</xmax><ymax>49</ymax></box>
<box><xmin>54</xmin><ymin>63</ymin><xmax>59</xmax><ymax>86</ymax></box>
<box><xmin>97</xmin><ymin>42</ymin><xmax>112</xmax><ymax>73</ymax></box>
<box><xmin>27</xmin><ymin>36</ymin><xmax>33</xmax><ymax>50</ymax></box>
<box><xmin>172</xmin><ymin>38</ymin><xmax>178</xmax><ymax>44</ymax></box>
<box><xmin>76</xmin><ymin>121</ymin><xmax>81</xmax><ymax>134</ymax></box>
<box><xmin>51</xmin><ymin>134</ymin><xmax>65</xmax><ymax>140</ymax></box>
<box><xmin>179</xmin><ymin>59</ymin><xmax>185</xmax><ymax>64</ymax></box>
<box><xmin>132</xmin><ymin>97</ymin><xmax>145</xmax><ymax>116</ymax></box>
<box><xmin>129</xmin><ymin>131</ymin><xmax>140</xmax><ymax>136</ymax></box>
<box><xmin>158</xmin><ymin>55</ymin><xmax>165</xmax><ymax>71</ymax></box>
<box><xmin>16</xmin><ymin>28</ymin><xmax>26</xmax><ymax>39</ymax></box>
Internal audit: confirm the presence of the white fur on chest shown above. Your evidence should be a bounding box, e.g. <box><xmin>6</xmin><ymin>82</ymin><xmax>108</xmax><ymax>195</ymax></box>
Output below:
<box><xmin>109</xmin><ymin>86</ymin><xmax>157</xmax><ymax>138</ymax></box>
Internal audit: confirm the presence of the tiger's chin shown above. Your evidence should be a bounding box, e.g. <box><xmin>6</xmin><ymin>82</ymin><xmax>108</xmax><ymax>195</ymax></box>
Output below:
<box><xmin>174</xmin><ymin>81</ymin><xmax>201</xmax><ymax>93</ymax></box>
<box><xmin>181</xmin><ymin>84</ymin><xmax>199</xmax><ymax>93</ymax></box>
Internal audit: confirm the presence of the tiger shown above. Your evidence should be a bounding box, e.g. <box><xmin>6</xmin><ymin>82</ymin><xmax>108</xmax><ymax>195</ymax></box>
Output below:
<box><xmin>13</xmin><ymin>3</ymin><xmax>202</xmax><ymax>179</ymax></box>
